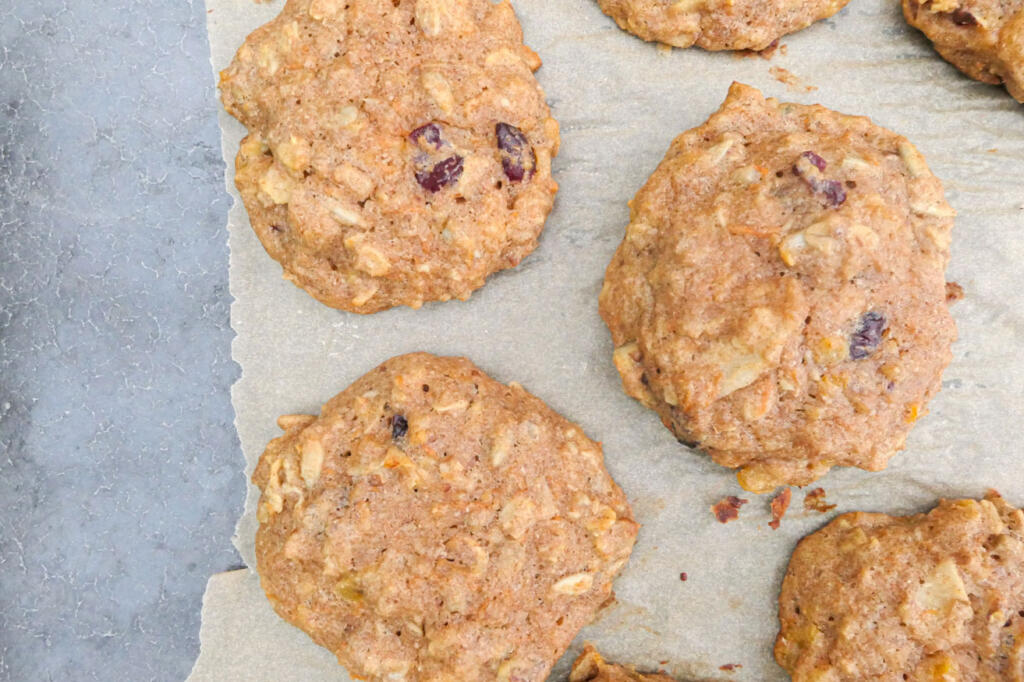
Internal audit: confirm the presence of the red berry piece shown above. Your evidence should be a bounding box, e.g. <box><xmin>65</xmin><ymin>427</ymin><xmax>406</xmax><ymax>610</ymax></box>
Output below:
<box><xmin>415</xmin><ymin>155</ymin><xmax>464</xmax><ymax>193</ymax></box>
<box><xmin>409</xmin><ymin>123</ymin><xmax>444</xmax><ymax>151</ymax></box>
<box><xmin>496</xmin><ymin>122</ymin><xmax>536</xmax><ymax>183</ymax></box>
<box><xmin>850</xmin><ymin>311</ymin><xmax>887</xmax><ymax>359</ymax></box>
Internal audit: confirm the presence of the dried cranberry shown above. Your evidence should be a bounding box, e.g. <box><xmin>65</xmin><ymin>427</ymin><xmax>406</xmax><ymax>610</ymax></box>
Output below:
<box><xmin>793</xmin><ymin>151</ymin><xmax>847</xmax><ymax>208</ymax></box>
<box><xmin>818</xmin><ymin>179</ymin><xmax>847</xmax><ymax>207</ymax></box>
<box><xmin>801</xmin><ymin>150</ymin><xmax>827</xmax><ymax>172</ymax></box>
<box><xmin>409</xmin><ymin>123</ymin><xmax>443</xmax><ymax>150</ymax></box>
<box><xmin>496</xmin><ymin>122</ymin><xmax>536</xmax><ymax>183</ymax></box>
<box><xmin>849</xmin><ymin>311</ymin><xmax>887</xmax><ymax>359</ymax></box>
<box><xmin>415</xmin><ymin>155</ymin><xmax>464</xmax><ymax>193</ymax></box>
<box><xmin>950</xmin><ymin>8</ymin><xmax>978</xmax><ymax>24</ymax></box>
<box><xmin>391</xmin><ymin>414</ymin><xmax>408</xmax><ymax>440</ymax></box>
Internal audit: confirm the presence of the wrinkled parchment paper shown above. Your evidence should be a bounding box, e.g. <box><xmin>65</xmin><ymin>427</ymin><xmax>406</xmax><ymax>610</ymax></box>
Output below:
<box><xmin>190</xmin><ymin>0</ymin><xmax>1024</xmax><ymax>678</ymax></box>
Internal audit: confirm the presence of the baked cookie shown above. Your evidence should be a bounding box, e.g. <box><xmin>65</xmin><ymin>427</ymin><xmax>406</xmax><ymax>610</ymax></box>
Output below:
<box><xmin>775</xmin><ymin>491</ymin><xmax>1024</xmax><ymax>681</ymax></box>
<box><xmin>570</xmin><ymin>645</ymin><xmax>677</xmax><ymax>681</ymax></box>
<box><xmin>595</xmin><ymin>0</ymin><xmax>849</xmax><ymax>50</ymax></box>
<box><xmin>903</xmin><ymin>0</ymin><xmax>1024</xmax><ymax>102</ymax></box>
<box><xmin>252</xmin><ymin>353</ymin><xmax>638</xmax><ymax>681</ymax></box>
<box><xmin>599</xmin><ymin>83</ymin><xmax>956</xmax><ymax>493</ymax></box>
<box><xmin>220</xmin><ymin>0</ymin><xmax>559</xmax><ymax>313</ymax></box>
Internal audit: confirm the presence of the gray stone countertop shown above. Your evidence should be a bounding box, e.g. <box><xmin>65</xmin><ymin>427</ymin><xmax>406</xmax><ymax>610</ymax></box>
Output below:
<box><xmin>1</xmin><ymin>1</ymin><xmax>242</xmax><ymax>679</ymax></box>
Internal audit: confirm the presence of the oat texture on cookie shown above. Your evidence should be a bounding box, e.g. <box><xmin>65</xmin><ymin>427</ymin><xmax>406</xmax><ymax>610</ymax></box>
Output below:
<box><xmin>570</xmin><ymin>645</ymin><xmax>678</xmax><ymax>681</ymax></box>
<box><xmin>220</xmin><ymin>0</ymin><xmax>560</xmax><ymax>313</ymax></box>
<box><xmin>775</xmin><ymin>491</ymin><xmax>1024</xmax><ymax>681</ymax></box>
<box><xmin>252</xmin><ymin>353</ymin><xmax>638</xmax><ymax>682</ymax></box>
<box><xmin>600</xmin><ymin>83</ymin><xmax>957</xmax><ymax>493</ymax></box>
<box><xmin>903</xmin><ymin>0</ymin><xmax>1024</xmax><ymax>102</ymax></box>
<box><xmin>595</xmin><ymin>0</ymin><xmax>850</xmax><ymax>50</ymax></box>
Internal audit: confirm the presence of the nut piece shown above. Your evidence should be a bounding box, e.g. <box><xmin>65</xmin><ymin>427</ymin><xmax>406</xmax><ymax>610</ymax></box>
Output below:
<box><xmin>915</xmin><ymin>558</ymin><xmax>969</xmax><ymax>612</ymax></box>
<box><xmin>421</xmin><ymin>70</ymin><xmax>456</xmax><ymax>114</ymax></box>
<box><xmin>299</xmin><ymin>438</ymin><xmax>325</xmax><ymax>486</ymax></box>
<box><xmin>552</xmin><ymin>572</ymin><xmax>594</xmax><ymax>596</ymax></box>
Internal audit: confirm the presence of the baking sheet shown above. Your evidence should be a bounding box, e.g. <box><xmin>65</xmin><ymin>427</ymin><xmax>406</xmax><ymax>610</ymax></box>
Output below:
<box><xmin>190</xmin><ymin>0</ymin><xmax>1024</xmax><ymax>678</ymax></box>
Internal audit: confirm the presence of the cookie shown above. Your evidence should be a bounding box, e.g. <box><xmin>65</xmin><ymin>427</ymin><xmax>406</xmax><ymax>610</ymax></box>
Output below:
<box><xmin>903</xmin><ymin>0</ymin><xmax>1024</xmax><ymax>102</ymax></box>
<box><xmin>220</xmin><ymin>0</ymin><xmax>559</xmax><ymax>313</ymax></box>
<box><xmin>775</xmin><ymin>491</ymin><xmax>1024</xmax><ymax>681</ymax></box>
<box><xmin>252</xmin><ymin>353</ymin><xmax>638</xmax><ymax>681</ymax></box>
<box><xmin>599</xmin><ymin>83</ymin><xmax>956</xmax><ymax>493</ymax></box>
<box><xmin>570</xmin><ymin>645</ymin><xmax>677</xmax><ymax>681</ymax></box>
<box><xmin>595</xmin><ymin>0</ymin><xmax>849</xmax><ymax>50</ymax></box>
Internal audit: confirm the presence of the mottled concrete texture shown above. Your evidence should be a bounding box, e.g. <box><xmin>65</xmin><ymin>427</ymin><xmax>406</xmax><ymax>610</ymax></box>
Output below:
<box><xmin>0</xmin><ymin>1</ymin><xmax>242</xmax><ymax>680</ymax></box>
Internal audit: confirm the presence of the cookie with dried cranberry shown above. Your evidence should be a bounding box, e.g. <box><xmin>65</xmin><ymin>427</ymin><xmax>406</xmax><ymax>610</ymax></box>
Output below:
<box><xmin>595</xmin><ymin>0</ymin><xmax>849</xmax><ymax>50</ymax></box>
<box><xmin>599</xmin><ymin>83</ymin><xmax>956</xmax><ymax>493</ymax></box>
<box><xmin>775</xmin><ymin>491</ymin><xmax>1024</xmax><ymax>681</ymax></box>
<box><xmin>220</xmin><ymin>0</ymin><xmax>559</xmax><ymax>313</ymax></box>
<box><xmin>252</xmin><ymin>353</ymin><xmax>638</xmax><ymax>681</ymax></box>
<box><xmin>570</xmin><ymin>645</ymin><xmax>677</xmax><ymax>681</ymax></box>
<box><xmin>903</xmin><ymin>0</ymin><xmax>1024</xmax><ymax>101</ymax></box>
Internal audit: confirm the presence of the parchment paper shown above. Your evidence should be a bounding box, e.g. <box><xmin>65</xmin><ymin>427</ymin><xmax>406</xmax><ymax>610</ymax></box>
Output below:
<box><xmin>190</xmin><ymin>0</ymin><xmax>1024</xmax><ymax>678</ymax></box>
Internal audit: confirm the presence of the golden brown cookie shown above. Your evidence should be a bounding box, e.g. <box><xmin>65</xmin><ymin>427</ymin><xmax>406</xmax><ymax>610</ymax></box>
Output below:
<box><xmin>600</xmin><ymin>83</ymin><xmax>957</xmax><ymax>493</ymax></box>
<box><xmin>252</xmin><ymin>353</ymin><xmax>638</xmax><ymax>681</ymax></box>
<box><xmin>596</xmin><ymin>0</ymin><xmax>849</xmax><ymax>50</ymax></box>
<box><xmin>903</xmin><ymin>0</ymin><xmax>1024</xmax><ymax>102</ymax></box>
<box><xmin>570</xmin><ymin>645</ymin><xmax>677</xmax><ymax>681</ymax></box>
<box><xmin>220</xmin><ymin>0</ymin><xmax>559</xmax><ymax>313</ymax></box>
<box><xmin>775</xmin><ymin>491</ymin><xmax>1024</xmax><ymax>681</ymax></box>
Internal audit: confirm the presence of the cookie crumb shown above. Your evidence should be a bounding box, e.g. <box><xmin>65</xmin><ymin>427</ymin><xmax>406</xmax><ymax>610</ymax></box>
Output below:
<box><xmin>769</xmin><ymin>488</ymin><xmax>792</xmax><ymax>530</ymax></box>
<box><xmin>804</xmin><ymin>487</ymin><xmax>837</xmax><ymax>513</ymax></box>
<box><xmin>719</xmin><ymin>663</ymin><xmax>743</xmax><ymax>671</ymax></box>
<box><xmin>945</xmin><ymin>281</ymin><xmax>964</xmax><ymax>303</ymax></box>
<box><xmin>769</xmin><ymin>66</ymin><xmax>817</xmax><ymax>93</ymax></box>
<box><xmin>712</xmin><ymin>496</ymin><xmax>749</xmax><ymax>523</ymax></box>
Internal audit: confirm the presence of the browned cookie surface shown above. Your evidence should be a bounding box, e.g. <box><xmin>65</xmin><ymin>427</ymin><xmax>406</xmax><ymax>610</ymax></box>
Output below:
<box><xmin>252</xmin><ymin>353</ymin><xmax>637</xmax><ymax>681</ymax></box>
<box><xmin>600</xmin><ymin>83</ymin><xmax>956</xmax><ymax>493</ymax></box>
<box><xmin>596</xmin><ymin>0</ymin><xmax>849</xmax><ymax>50</ymax></box>
<box><xmin>903</xmin><ymin>0</ymin><xmax>1024</xmax><ymax>102</ymax></box>
<box><xmin>570</xmin><ymin>645</ymin><xmax>677</xmax><ymax>681</ymax></box>
<box><xmin>220</xmin><ymin>0</ymin><xmax>559</xmax><ymax>313</ymax></box>
<box><xmin>776</xmin><ymin>492</ymin><xmax>1024</xmax><ymax>681</ymax></box>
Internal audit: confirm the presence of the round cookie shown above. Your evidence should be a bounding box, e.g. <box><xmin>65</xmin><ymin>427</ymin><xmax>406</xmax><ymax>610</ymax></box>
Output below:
<box><xmin>903</xmin><ymin>0</ymin><xmax>1024</xmax><ymax>102</ymax></box>
<box><xmin>599</xmin><ymin>83</ymin><xmax>957</xmax><ymax>493</ymax></box>
<box><xmin>252</xmin><ymin>353</ymin><xmax>638</xmax><ymax>682</ymax></box>
<box><xmin>595</xmin><ymin>0</ymin><xmax>849</xmax><ymax>50</ymax></box>
<box><xmin>220</xmin><ymin>0</ymin><xmax>559</xmax><ymax>313</ymax></box>
<box><xmin>570</xmin><ymin>645</ymin><xmax>677</xmax><ymax>681</ymax></box>
<box><xmin>775</xmin><ymin>491</ymin><xmax>1024</xmax><ymax>681</ymax></box>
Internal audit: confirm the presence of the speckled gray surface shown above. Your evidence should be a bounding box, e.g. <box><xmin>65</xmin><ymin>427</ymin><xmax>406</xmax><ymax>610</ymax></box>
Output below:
<box><xmin>0</xmin><ymin>1</ymin><xmax>241</xmax><ymax>680</ymax></box>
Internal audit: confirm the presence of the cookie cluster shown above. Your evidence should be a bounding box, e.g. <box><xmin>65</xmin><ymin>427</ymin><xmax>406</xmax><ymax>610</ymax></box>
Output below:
<box><xmin>216</xmin><ymin>0</ymin><xmax>1022</xmax><ymax>680</ymax></box>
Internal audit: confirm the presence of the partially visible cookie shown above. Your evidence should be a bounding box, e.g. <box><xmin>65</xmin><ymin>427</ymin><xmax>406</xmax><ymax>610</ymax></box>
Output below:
<box><xmin>775</xmin><ymin>491</ymin><xmax>1024</xmax><ymax>681</ymax></box>
<box><xmin>595</xmin><ymin>0</ymin><xmax>849</xmax><ymax>50</ymax></box>
<box><xmin>903</xmin><ymin>0</ymin><xmax>1024</xmax><ymax>102</ymax></box>
<box><xmin>220</xmin><ymin>0</ymin><xmax>559</xmax><ymax>313</ymax></box>
<box><xmin>252</xmin><ymin>353</ymin><xmax>637</xmax><ymax>682</ymax></box>
<box><xmin>570</xmin><ymin>645</ymin><xmax>677</xmax><ymax>681</ymax></box>
<box><xmin>600</xmin><ymin>83</ymin><xmax>957</xmax><ymax>492</ymax></box>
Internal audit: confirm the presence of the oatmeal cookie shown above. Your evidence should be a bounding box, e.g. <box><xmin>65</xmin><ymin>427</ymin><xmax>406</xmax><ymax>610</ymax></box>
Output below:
<box><xmin>903</xmin><ymin>0</ymin><xmax>1024</xmax><ymax>101</ymax></box>
<box><xmin>596</xmin><ymin>0</ymin><xmax>849</xmax><ymax>50</ymax></box>
<box><xmin>599</xmin><ymin>83</ymin><xmax>956</xmax><ymax>493</ymax></box>
<box><xmin>775</xmin><ymin>491</ymin><xmax>1024</xmax><ymax>681</ymax></box>
<box><xmin>220</xmin><ymin>0</ymin><xmax>559</xmax><ymax>313</ymax></box>
<box><xmin>570</xmin><ymin>645</ymin><xmax>677</xmax><ymax>681</ymax></box>
<box><xmin>252</xmin><ymin>353</ymin><xmax>638</xmax><ymax>681</ymax></box>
